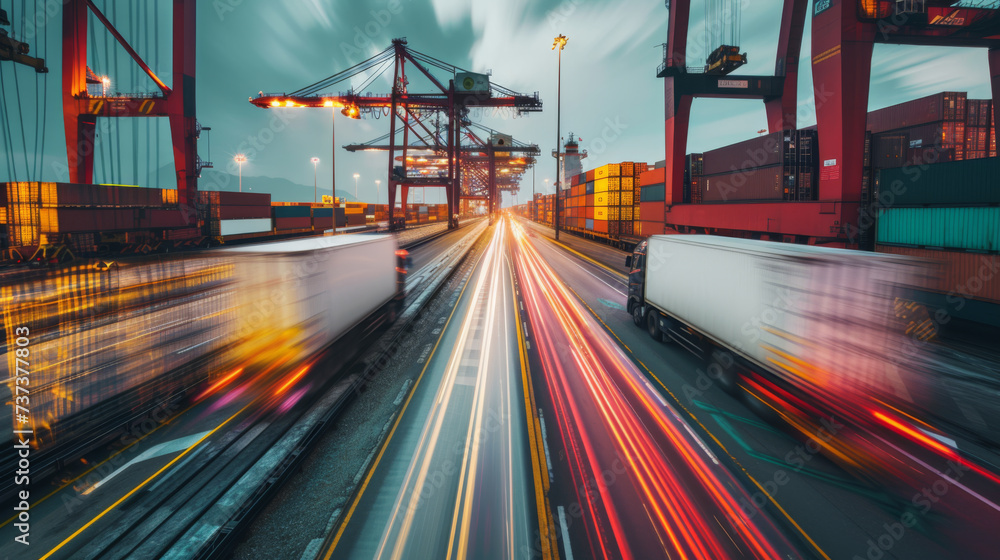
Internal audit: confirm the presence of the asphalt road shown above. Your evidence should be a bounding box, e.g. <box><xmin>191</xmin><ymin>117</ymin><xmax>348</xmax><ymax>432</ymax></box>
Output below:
<box><xmin>325</xmin><ymin>221</ymin><xmax>537</xmax><ymax>560</ymax></box>
<box><xmin>514</xmin><ymin>216</ymin><xmax>999</xmax><ymax>560</ymax></box>
<box><xmin>509</xmin><ymin>218</ymin><xmax>801</xmax><ymax>560</ymax></box>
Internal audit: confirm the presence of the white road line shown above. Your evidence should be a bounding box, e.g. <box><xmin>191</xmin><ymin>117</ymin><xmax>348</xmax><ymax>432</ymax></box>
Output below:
<box><xmin>557</xmin><ymin>505</ymin><xmax>575</xmax><ymax>560</ymax></box>
<box><xmin>147</xmin><ymin>441</ymin><xmax>208</xmax><ymax>493</ymax></box>
<box><xmin>83</xmin><ymin>430</ymin><xmax>211</xmax><ymax>495</ymax></box>
<box><xmin>538</xmin><ymin>409</ymin><xmax>554</xmax><ymax>484</ymax></box>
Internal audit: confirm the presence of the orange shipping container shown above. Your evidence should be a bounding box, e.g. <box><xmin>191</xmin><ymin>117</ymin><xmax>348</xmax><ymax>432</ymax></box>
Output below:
<box><xmin>876</xmin><ymin>245</ymin><xmax>1000</xmax><ymax>304</ymax></box>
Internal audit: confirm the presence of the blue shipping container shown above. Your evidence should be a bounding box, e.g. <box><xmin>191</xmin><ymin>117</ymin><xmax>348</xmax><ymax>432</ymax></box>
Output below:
<box><xmin>877</xmin><ymin>207</ymin><xmax>1000</xmax><ymax>253</ymax></box>
<box><xmin>586</xmin><ymin>218</ymin><xmax>594</xmax><ymax>230</ymax></box>
<box><xmin>313</xmin><ymin>207</ymin><xmax>334</xmax><ymax>217</ymax></box>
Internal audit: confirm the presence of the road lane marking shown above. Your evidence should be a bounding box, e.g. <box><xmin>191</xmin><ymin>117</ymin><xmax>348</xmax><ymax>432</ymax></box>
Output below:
<box><xmin>0</xmin><ymin>400</ymin><xmax>198</xmax><ymax>529</ymax></box>
<box><xmin>82</xmin><ymin>431</ymin><xmax>211</xmax><ymax>495</ymax></box>
<box><xmin>40</xmin><ymin>404</ymin><xmax>252</xmax><ymax>560</ymax></box>
<box><xmin>322</xmin><ymin>229</ymin><xmax>486</xmax><ymax>559</ymax></box>
<box><xmin>538</xmin><ymin>409</ymin><xmax>554</xmax><ymax>484</ymax></box>
<box><xmin>393</xmin><ymin>225</ymin><xmax>505</xmax><ymax>560</ymax></box>
<box><xmin>559</xmin><ymin>286</ymin><xmax>832</xmax><ymax>560</ymax></box>
<box><xmin>510</xmin><ymin>254</ymin><xmax>558</xmax><ymax>560</ymax></box>
<box><xmin>530</xmin><ymin>225</ymin><xmax>627</xmax><ymax>281</ymax></box>
<box><xmin>448</xmin><ymin>225</ymin><xmax>507</xmax><ymax>559</ymax></box>
<box><xmin>557</xmin><ymin>506</ymin><xmax>574</xmax><ymax>560</ymax></box>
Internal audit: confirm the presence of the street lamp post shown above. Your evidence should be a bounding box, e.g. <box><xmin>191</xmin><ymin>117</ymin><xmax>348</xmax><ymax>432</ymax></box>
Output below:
<box><xmin>353</xmin><ymin>173</ymin><xmax>360</xmax><ymax>202</ymax></box>
<box><xmin>532</xmin><ymin>165</ymin><xmax>536</xmax><ymax>222</ymax></box>
<box><xmin>375</xmin><ymin>179</ymin><xmax>382</xmax><ymax>205</ymax></box>
<box><xmin>552</xmin><ymin>34</ymin><xmax>568</xmax><ymax>241</ymax></box>
<box><xmin>311</xmin><ymin>157</ymin><xmax>320</xmax><ymax>203</ymax></box>
<box><xmin>234</xmin><ymin>154</ymin><xmax>247</xmax><ymax>192</ymax></box>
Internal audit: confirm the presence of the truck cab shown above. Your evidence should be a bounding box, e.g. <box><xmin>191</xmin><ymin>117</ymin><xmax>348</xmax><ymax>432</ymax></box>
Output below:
<box><xmin>625</xmin><ymin>239</ymin><xmax>648</xmax><ymax>326</ymax></box>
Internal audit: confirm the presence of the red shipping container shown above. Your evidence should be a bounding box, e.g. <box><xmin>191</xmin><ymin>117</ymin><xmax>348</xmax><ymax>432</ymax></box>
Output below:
<box><xmin>274</xmin><ymin>216</ymin><xmax>311</xmax><ymax>230</ymax></box>
<box><xmin>702</xmin><ymin>167</ymin><xmax>783</xmax><ymax>203</ymax></box>
<box><xmin>44</xmin><ymin>208</ymin><xmax>139</xmax><ymax>232</ymax></box>
<box><xmin>145</xmin><ymin>209</ymin><xmax>189</xmax><ymax>229</ymax></box>
<box><xmin>314</xmin><ymin>217</ymin><xmax>334</xmax><ymax>229</ymax></box>
<box><xmin>876</xmin><ymin>245</ymin><xmax>1000</xmax><ymax>304</ymax></box>
<box><xmin>586</xmin><ymin>207</ymin><xmax>594</xmax><ymax>219</ymax></box>
<box><xmin>593</xmin><ymin>220</ymin><xmax>608</xmax><ymax>234</ymax></box>
<box><xmin>586</xmin><ymin>194</ymin><xmax>594</xmax><ymax>207</ymax></box>
<box><xmin>867</xmin><ymin>92</ymin><xmax>966</xmax><ymax>134</ymax></box>
<box><xmin>585</xmin><ymin>169</ymin><xmax>596</xmax><ymax>182</ymax></box>
<box><xmin>217</xmin><ymin>205</ymin><xmax>272</xmax><ymax>220</ymax></box>
<box><xmin>702</xmin><ymin>131</ymin><xmax>787</xmax><ymax>176</ymax></box>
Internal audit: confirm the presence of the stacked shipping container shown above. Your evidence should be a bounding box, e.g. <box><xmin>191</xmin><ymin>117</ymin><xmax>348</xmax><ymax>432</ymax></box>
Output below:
<box><xmin>3</xmin><ymin>182</ymin><xmax>193</xmax><ymax>252</ymax></box>
<box><xmin>875</xmin><ymin>157</ymin><xmax>1000</xmax><ymax>328</ymax></box>
<box><xmin>563</xmin><ymin>162</ymin><xmax>646</xmax><ymax>240</ymax></box>
<box><xmin>199</xmin><ymin>191</ymin><xmax>273</xmax><ymax>240</ymax></box>
<box><xmin>699</xmin><ymin>130</ymin><xmax>818</xmax><ymax>203</ymax></box>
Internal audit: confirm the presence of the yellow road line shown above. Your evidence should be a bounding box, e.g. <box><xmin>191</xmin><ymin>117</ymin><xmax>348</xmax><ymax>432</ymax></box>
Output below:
<box><xmin>509</xmin><ymin>256</ymin><xmax>558</xmax><ymax>560</ymax></box>
<box><xmin>322</xmin><ymin>235</ymin><xmax>485</xmax><ymax>559</ymax></box>
<box><xmin>40</xmin><ymin>403</ymin><xmax>252</xmax><ymax>560</ymax></box>
<box><xmin>562</xmin><ymin>287</ymin><xmax>831</xmax><ymax>560</ymax></box>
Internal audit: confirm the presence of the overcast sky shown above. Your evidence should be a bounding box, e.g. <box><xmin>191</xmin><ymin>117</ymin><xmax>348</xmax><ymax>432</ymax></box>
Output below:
<box><xmin>0</xmin><ymin>0</ymin><xmax>994</xmax><ymax>205</ymax></box>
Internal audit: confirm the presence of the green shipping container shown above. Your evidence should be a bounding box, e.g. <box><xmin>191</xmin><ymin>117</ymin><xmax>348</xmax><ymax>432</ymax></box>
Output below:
<box><xmin>877</xmin><ymin>207</ymin><xmax>1000</xmax><ymax>253</ymax></box>
<box><xmin>876</xmin><ymin>158</ymin><xmax>1000</xmax><ymax>206</ymax></box>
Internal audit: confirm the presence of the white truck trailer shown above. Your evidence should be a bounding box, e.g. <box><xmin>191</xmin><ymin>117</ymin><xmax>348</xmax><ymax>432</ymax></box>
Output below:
<box><xmin>625</xmin><ymin>234</ymin><xmax>927</xmax><ymax>404</ymax></box>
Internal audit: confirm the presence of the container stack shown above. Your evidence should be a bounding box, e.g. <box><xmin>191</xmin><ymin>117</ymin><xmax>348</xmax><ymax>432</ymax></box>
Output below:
<box><xmin>271</xmin><ymin>203</ymin><xmax>312</xmax><ymax>232</ymax></box>
<box><xmin>638</xmin><ymin>167</ymin><xmax>666</xmax><ymax>237</ymax></box>
<box><xmin>313</xmin><ymin>206</ymin><xmax>334</xmax><ymax>231</ymax></box>
<box><xmin>699</xmin><ymin>130</ymin><xmax>817</xmax><ymax>203</ymax></box>
<box><xmin>198</xmin><ymin>191</ymin><xmax>272</xmax><ymax>240</ymax></box>
<box><xmin>875</xmin><ymin>157</ymin><xmax>1000</xmax><ymax>328</ymax></box>
<box><xmin>867</xmin><ymin>91</ymin><xmax>967</xmax><ymax>165</ymax></box>
<box><xmin>3</xmin><ymin>182</ymin><xmax>192</xmax><ymax>252</ymax></box>
<box><xmin>560</xmin><ymin>162</ymin><xmax>645</xmax><ymax>240</ymax></box>
<box><xmin>684</xmin><ymin>154</ymin><xmax>704</xmax><ymax>204</ymax></box>
<box><xmin>965</xmin><ymin>99</ymin><xmax>991</xmax><ymax>160</ymax></box>
<box><xmin>401</xmin><ymin>203</ymin><xmax>449</xmax><ymax>225</ymax></box>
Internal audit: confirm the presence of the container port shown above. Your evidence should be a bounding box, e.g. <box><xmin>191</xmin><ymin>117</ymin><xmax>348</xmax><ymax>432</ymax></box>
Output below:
<box><xmin>2</xmin><ymin>1</ymin><xmax>1000</xmax><ymax>559</ymax></box>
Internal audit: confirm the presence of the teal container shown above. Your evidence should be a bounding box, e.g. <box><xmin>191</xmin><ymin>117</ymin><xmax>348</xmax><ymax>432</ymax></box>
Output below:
<box><xmin>876</xmin><ymin>158</ymin><xmax>1000</xmax><ymax>206</ymax></box>
<box><xmin>877</xmin><ymin>207</ymin><xmax>1000</xmax><ymax>252</ymax></box>
<box><xmin>273</xmin><ymin>205</ymin><xmax>311</xmax><ymax>218</ymax></box>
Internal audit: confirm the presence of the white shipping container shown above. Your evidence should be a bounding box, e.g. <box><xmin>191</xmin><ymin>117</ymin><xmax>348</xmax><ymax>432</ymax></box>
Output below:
<box><xmin>643</xmin><ymin>235</ymin><xmax>925</xmax><ymax>398</ymax></box>
<box><xmin>220</xmin><ymin>218</ymin><xmax>272</xmax><ymax>236</ymax></box>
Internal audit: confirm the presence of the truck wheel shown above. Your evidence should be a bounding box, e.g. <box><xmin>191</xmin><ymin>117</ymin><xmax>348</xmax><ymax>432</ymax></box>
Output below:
<box><xmin>709</xmin><ymin>349</ymin><xmax>740</xmax><ymax>395</ymax></box>
<box><xmin>647</xmin><ymin>310</ymin><xmax>665</xmax><ymax>341</ymax></box>
<box><xmin>631</xmin><ymin>303</ymin><xmax>644</xmax><ymax>327</ymax></box>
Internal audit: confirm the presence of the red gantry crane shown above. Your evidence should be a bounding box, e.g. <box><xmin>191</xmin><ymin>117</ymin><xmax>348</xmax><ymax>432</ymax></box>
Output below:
<box><xmin>658</xmin><ymin>0</ymin><xmax>1000</xmax><ymax>247</ymax></box>
<box><xmin>62</xmin><ymin>0</ymin><xmax>210</xmax><ymax>213</ymax></box>
<box><xmin>250</xmin><ymin>38</ymin><xmax>542</xmax><ymax>230</ymax></box>
<box><xmin>345</xmin><ymin>122</ymin><xmax>540</xmax><ymax>219</ymax></box>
